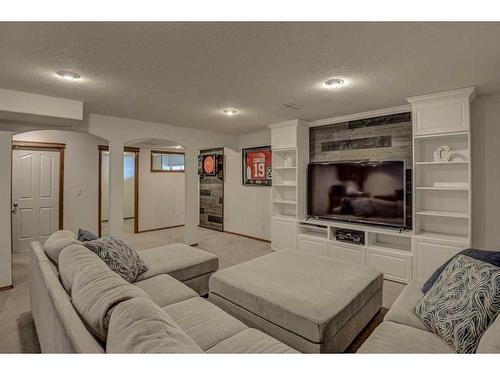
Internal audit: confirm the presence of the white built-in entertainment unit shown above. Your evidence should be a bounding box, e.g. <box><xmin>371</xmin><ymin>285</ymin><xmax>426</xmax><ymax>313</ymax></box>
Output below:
<box><xmin>269</xmin><ymin>87</ymin><xmax>477</xmax><ymax>284</ymax></box>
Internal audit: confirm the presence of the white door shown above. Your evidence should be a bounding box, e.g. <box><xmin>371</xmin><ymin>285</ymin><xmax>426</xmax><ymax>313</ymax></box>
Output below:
<box><xmin>12</xmin><ymin>149</ymin><xmax>60</xmax><ymax>252</ymax></box>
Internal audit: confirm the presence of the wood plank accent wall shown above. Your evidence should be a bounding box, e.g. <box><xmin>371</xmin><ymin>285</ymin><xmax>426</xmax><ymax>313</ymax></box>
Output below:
<box><xmin>309</xmin><ymin>112</ymin><xmax>413</xmax><ymax>228</ymax></box>
<box><xmin>199</xmin><ymin>148</ymin><xmax>224</xmax><ymax>231</ymax></box>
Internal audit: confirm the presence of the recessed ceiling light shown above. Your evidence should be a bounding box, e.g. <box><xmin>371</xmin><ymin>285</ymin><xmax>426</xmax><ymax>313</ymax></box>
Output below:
<box><xmin>222</xmin><ymin>108</ymin><xmax>238</xmax><ymax>116</ymax></box>
<box><xmin>56</xmin><ymin>71</ymin><xmax>81</xmax><ymax>81</ymax></box>
<box><xmin>323</xmin><ymin>78</ymin><xmax>345</xmax><ymax>89</ymax></box>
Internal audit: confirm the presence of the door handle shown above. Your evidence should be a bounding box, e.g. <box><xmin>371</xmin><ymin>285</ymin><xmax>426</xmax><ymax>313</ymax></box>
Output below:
<box><xmin>11</xmin><ymin>203</ymin><xmax>18</xmax><ymax>214</ymax></box>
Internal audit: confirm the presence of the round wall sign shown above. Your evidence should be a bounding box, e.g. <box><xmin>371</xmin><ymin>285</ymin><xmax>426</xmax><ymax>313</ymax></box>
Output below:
<box><xmin>203</xmin><ymin>155</ymin><xmax>215</xmax><ymax>174</ymax></box>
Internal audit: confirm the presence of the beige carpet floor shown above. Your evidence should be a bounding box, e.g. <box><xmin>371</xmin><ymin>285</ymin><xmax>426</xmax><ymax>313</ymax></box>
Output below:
<box><xmin>0</xmin><ymin>249</ymin><xmax>40</xmax><ymax>353</ymax></box>
<box><xmin>0</xmin><ymin>224</ymin><xmax>405</xmax><ymax>353</ymax></box>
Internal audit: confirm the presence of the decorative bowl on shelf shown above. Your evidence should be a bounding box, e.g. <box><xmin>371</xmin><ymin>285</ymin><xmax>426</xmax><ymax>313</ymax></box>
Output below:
<box><xmin>434</xmin><ymin>145</ymin><xmax>452</xmax><ymax>162</ymax></box>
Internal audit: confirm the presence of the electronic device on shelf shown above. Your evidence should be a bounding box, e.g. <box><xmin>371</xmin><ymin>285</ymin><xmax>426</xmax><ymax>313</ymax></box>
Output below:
<box><xmin>334</xmin><ymin>228</ymin><xmax>365</xmax><ymax>245</ymax></box>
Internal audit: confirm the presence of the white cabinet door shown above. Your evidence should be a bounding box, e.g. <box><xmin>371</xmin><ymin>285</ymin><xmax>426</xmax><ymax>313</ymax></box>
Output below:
<box><xmin>297</xmin><ymin>236</ymin><xmax>327</xmax><ymax>256</ymax></box>
<box><xmin>414</xmin><ymin>239</ymin><xmax>466</xmax><ymax>280</ymax></box>
<box><xmin>412</xmin><ymin>96</ymin><xmax>470</xmax><ymax>136</ymax></box>
<box><xmin>271</xmin><ymin>126</ymin><xmax>296</xmax><ymax>150</ymax></box>
<box><xmin>327</xmin><ymin>242</ymin><xmax>366</xmax><ymax>265</ymax></box>
<box><xmin>366</xmin><ymin>248</ymin><xmax>413</xmax><ymax>283</ymax></box>
<box><xmin>271</xmin><ymin>218</ymin><xmax>297</xmax><ymax>250</ymax></box>
<box><xmin>12</xmin><ymin>149</ymin><xmax>60</xmax><ymax>252</ymax></box>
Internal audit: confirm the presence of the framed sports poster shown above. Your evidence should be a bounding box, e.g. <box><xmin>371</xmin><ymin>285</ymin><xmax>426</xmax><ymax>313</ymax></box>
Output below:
<box><xmin>242</xmin><ymin>146</ymin><xmax>272</xmax><ymax>186</ymax></box>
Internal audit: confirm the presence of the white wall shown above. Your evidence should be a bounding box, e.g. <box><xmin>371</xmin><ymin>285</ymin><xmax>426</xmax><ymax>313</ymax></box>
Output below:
<box><xmin>0</xmin><ymin>88</ymin><xmax>83</xmax><ymax>121</ymax></box>
<box><xmin>101</xmin><ymin>153</ymin><xmax>110</xmax><ymax>221</ymax></box>
<box><xmin>13</xmin><ymin>130</ymin><xmax>107</xmax><ymax>235</ymax></box>
<box><xmin>472</xmin><ymin>93</ymin><xmax>500</xmax><ymax>250</ymax></box>
<box><xmin>0</xmin><ymin>131</ymin><xmax>13</xmax><ymax>288</ymax></box>
<box><xmin>101</xmin><ymin>152</ymin><xmax>135</xmax><ymax>221</ymax></box>
<box><xmin>123</xmin><ymin>153</ymin><xmax>135</xmax><ymax>219</ymax></box>
<box><xmin>224</xmin><ymin>130</ymin><xmax>272</xmax><ymax>240</ymax></box>
<box><xmin>138</xmin><ymin>149</ymin><xmax>185</xmax><ymax>231</ymax></box>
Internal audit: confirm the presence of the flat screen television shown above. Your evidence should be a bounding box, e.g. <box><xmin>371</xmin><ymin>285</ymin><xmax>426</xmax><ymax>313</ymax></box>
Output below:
<box><xmin>307</xmin><ymin>160</ymin><xmax>406</xmax><ymax>227</ymax></box>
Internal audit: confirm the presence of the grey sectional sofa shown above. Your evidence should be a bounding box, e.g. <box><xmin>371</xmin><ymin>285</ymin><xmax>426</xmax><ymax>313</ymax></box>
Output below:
<box><xmin>29</xmin><ymin>236</ymin><xmax>296</xmax><ymax>353</ymax></box>
<box><xmin>357</xmin><ymin>279</ymin><xmax>500</xmax><ymax>353</ymax></box>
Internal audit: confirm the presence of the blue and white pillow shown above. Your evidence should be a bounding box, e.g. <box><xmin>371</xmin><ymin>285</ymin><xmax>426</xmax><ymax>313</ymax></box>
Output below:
<box><xmin>78</xmin><ymin>228</ymin><xmax>98</xmax><ymax>242</ymax></box>
<box><xmin>415</xmin><ymin>255</ymin><xmax>500</xmax><ymax>353</ymax></box>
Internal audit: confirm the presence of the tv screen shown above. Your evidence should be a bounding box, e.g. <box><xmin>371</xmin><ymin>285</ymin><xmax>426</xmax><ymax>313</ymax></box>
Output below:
<box><xmin>307</xmin><ymin>161</ymin><xmax>406</xmax><ymax>227</ymax></box>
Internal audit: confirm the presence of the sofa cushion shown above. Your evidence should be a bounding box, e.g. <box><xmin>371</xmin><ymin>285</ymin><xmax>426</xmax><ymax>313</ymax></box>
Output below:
<box><xmin>209</xmin><ymin>250</ymin><xmax>382</xmax><ymax>343</ymax></box>
<box><xmin>207</xmin><ymin>328</ymin><xmax>298</xmax><ymax>353</ymax></box>
<box><xmin>134</xmin><ymin>274</ymin><xmax>198</xmax><ymax>308</ymax></box>
<box><xmin>44</xmin><ymin>230</ymin><xmax>81</xmax><ymax>266</ymax></box>
<box><xmin>477</xmin><ymin>313</ymin><xmax>500</xmax><ymax>353</ymax></box>
<box><xmin>383</xmin><ymin>279</ymin><xmax>429</xmax><ymax>332</ymax></box>
<box><xmin>83</xmin><ymin>236</ymin><xmax>148</xmax><ymax>283</ymax></box>
<box><xmin>106</xmin><ymin>297</ymin><xmax>203</xmax><ymax>353</ymax></box>
<box><xmin>415</xmin><ymin>255</ymin><xmax>500</xmax><ymax>353</ymax></box>
<box><xmin>422</xmin><ymin>248</ymin><xmax>500</xmax><ymax>293</ymax></box>
<box><xmin>59</xmin><ymin>244</ymin><xmax>104</xmax><ymax>294</ymax></box>
<box><xmin>135</xmin><ymin>243</ymin><xmax>218</xmax><ymax>282</ymax></box>
<box><xmin>163</xmin><ymin>297</ymin><xmax>247</xmax><ymax>350</ymax></box>
<box><xmin>357</xmin><ymin>321</ymin><xmax>454</xmax><ymax>353</ymax></box>
<box><xmin>70</xmin><ymin>253</ymin><xmax>150</xmax><ymax>342</ymax></box>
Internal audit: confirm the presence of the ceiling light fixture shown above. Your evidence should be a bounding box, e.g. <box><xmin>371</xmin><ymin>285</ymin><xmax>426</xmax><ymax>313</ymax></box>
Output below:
<box><xmin>56</xmin><ymin>71</ymin><xmax>81</xmax><ymax>81</ymax></box>
<box><xmin>323</xmin><ymin>78</ymin><xmax>345</xmax><ymax>89</ymax></box>
<box><xmin>222</xmin><ymin>108</ymin><xmax>238</xmax><ymax>116</ymax></box>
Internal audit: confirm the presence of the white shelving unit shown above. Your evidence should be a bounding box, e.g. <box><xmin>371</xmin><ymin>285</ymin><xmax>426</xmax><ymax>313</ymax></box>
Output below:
<box><xmin>269</xmin><ymin>120</ymin><xmax>309</xmax><ymax>250</ymax></box>
<box><xmin>272</xmin><ymin>148</ymin><xmax>298</xmax><ymax>219</ymax></box>
<box><xmin>415</xmin><ymin>210</ymin><xmax>470</xmax><ymax>219</ymax></box>
<box><xmin>415</xmin><ymin>186</ymin><xmax>469</xmax><ymax>191</ymax></box>
<box><xmin>415</xmin><ymin>161</ymin><xmax>469</xmax><ymax>165</ymax></box>
<box><xmin>409</xmin><ymin>87</ymin><xmax>476</xmax><ymax>280</ymax></box>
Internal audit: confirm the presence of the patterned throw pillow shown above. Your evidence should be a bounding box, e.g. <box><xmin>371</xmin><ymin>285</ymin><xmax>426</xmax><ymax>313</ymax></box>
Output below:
<box><xmin>83</xmin><ymin>237</ymin><xmax>148</xmax><ymax>283</ymax></box>
<box><xmin>415</xmin><ymin>255</ymin><xmax>500</xmax><ymax>353</ymax></box>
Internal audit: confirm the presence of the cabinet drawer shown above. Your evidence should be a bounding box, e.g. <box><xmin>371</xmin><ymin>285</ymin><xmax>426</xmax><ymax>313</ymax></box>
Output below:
<box><xmin>327</xmin><ymin>243</ymin><xmax>366</xmax><ymax>265</ymax></box>
<box><xmin>366</xmin><ymin>248</ymin><xmax>413</xmax><ymax>283</ymax></box>
<box><xmin>297</xmin><ymin>236</ymin><xmax>327</xmax><ymax>257</ymax></box>
<box><xmin>271</xmin><ymin>218</ymin><xmax>297</xmax><ymax>250</ymax></box>
<box><xmin>414</xmin><ymin>239</ymin><xmax>466</xmax><ymax>280</ymax></box>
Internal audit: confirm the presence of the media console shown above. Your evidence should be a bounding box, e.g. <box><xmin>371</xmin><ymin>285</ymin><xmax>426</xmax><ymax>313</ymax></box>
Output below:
<box><xmin>297</xmin><ymin>218</ymin><xmax>413</xmax><ymax>283</ymax></box>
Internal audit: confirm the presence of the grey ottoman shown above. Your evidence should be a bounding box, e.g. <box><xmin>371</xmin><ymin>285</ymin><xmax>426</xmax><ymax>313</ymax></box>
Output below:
<box><xmin>209</xmin><ymin>249</ymin><xmax>382</xmax><ymax>353</ymax></box>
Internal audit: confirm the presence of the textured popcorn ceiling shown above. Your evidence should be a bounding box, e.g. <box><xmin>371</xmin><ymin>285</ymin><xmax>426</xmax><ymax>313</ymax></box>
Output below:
<box><xmin>0</xmin><ymin>22</ymin><xmax>499</xmax><ymax>134</ymax></box>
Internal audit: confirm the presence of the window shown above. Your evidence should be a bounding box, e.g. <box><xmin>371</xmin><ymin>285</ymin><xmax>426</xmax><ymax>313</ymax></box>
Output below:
<box><xmin>151</xmin><ymin>151</ymin><xmax>185</xmax><ymax>172</ymax></box>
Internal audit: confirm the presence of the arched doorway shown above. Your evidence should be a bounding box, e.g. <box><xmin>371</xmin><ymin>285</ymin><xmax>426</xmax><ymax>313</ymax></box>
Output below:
<box><xmin>99</xmin><ymin>138</ymin><xmax>187</xmax><ymax>249</ymax></box>
<box><xmin>98</xmin><ymin>145</ymin><xmax>140</xmax><ymax>236</ymax></box>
